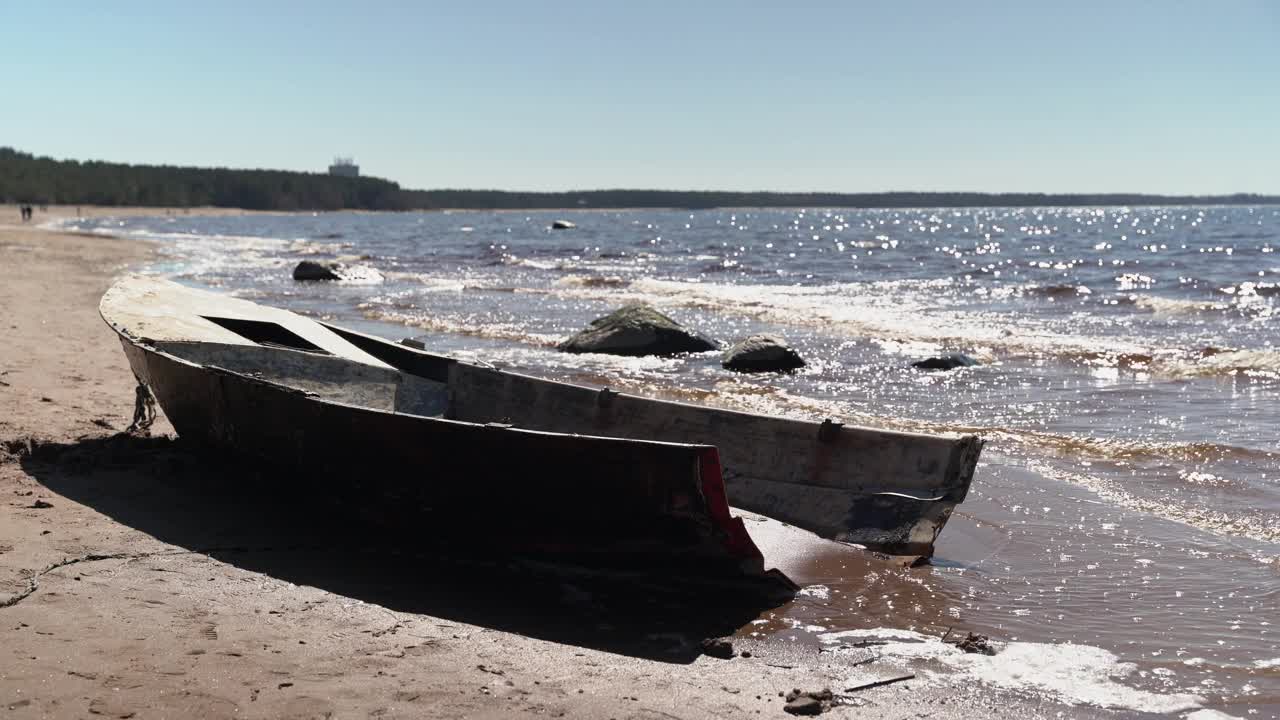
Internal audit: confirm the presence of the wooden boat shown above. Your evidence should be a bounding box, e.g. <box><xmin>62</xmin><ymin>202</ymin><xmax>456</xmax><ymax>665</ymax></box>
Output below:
<box><xmin>100</xmin><ymin>276</ymin><xmax>982</xmax><ymax>579</ymax></box>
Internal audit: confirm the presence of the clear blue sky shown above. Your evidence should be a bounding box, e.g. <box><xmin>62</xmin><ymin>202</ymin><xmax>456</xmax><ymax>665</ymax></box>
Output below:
<box><xmin>4</xmin><ymin>1</ymin><xmax>1278</xmax><ymax>193</ymax></box>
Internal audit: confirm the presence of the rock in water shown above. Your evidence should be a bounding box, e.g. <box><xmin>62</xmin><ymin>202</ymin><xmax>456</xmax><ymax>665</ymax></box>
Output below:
<box><xmin>292</xmin><ymin>260</ymin><xmax>383</xmax><ymax>283</ymax></box>
<box><xmin>911</xmin><ymin>353</ymin><xmax>980</xmax><ymax>371</ymax></box>
<box><xmin>721</xmin><ymin>334</ymin><xmax>805</xmax><ymax>373</ymax></box>
<box><xmin>557</xmin><ymin>305</ymin><xmax>718</xmax><ymax>356</ymax></box>
<box><xmin>550</xmin><ymin>220</ymin><xmax>577</xmax><ymax>230</ymax></box>
<box><xmin>293</xmin><ymin>260</ymin><xmax>342</xmax><ymax>281</ymax></box>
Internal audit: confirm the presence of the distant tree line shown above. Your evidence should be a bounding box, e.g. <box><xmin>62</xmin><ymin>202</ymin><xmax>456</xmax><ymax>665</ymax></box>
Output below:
<box><xmin>3</xmin><ymin>147</ymin><xmax>1277</xmax><ymax>211</ymax></box>
<box><xmin>403</xmin><ymin>188</ymin><xmax>1280</xmax><ymax>210</ymax></box>
<box><xmin>0</xmin><ymin>148</ymin><xmax>405</xmax><ymax>210</ymax></box>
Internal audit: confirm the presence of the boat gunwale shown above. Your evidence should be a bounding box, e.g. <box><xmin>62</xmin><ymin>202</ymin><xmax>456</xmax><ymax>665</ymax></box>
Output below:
<box><xmin>320</xmin><ymin>321</ymin><xmax>987</xmax><ymax>448</ymax></box>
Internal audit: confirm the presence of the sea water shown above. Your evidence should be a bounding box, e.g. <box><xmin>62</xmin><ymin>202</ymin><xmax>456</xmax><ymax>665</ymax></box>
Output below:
<box><xmin>61</xmin><ymin>206</ymin><xmax>1279</xmax><ymax>715</ymax></box>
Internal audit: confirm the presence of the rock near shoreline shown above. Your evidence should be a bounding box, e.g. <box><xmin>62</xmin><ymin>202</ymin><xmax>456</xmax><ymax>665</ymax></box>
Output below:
<box><xmin>292</xmin><ymin>260</ymin><xmax>383</xmax><ymax>283</ymax></box>
<box><xmin>721</xmin><ymin>334</ymin><xmax>806</xmax><ymax>373</ymax></box>
<box><xmin>557</xmin><ymin>305</ymin><xmax>718</xmax><ymax>356</ymax></box>
<box><xmin>911</xmin><ymin>353</ymin><xmax>980</xmax><ymax>371</ymax></box>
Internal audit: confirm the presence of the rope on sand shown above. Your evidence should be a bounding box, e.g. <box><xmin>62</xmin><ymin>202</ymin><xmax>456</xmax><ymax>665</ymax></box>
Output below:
<box><xmin>126</xmin><ymin>378</ymin><xmax>156</xmax><ymax>435</ymax></box>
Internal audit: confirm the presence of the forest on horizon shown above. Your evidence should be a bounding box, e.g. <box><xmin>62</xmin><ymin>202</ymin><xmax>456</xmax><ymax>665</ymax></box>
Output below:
<box><xmin>3</xmin><ymin>148</ymin><xmax>1276</xmax><ymax>211</ymax></box>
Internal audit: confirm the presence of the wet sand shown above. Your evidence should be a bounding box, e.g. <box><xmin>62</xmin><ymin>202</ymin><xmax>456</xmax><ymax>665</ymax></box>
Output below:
<box><xmin>1</xmin><ymin>209</ymin><xmax>1164</xmax><ymax>718</ymax></box>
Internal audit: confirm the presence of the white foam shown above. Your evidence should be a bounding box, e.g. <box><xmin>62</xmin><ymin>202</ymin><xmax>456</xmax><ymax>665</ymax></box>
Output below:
<box><xmin>545</xmin><ymin>275</ymin><xmax>1156</xmax><ymax>363</ymax></box>
<box><xmin>554</xmin><ymin>275</ymin><xmax>629</xmax><ymax>289</ymax></box>
<box><xmin>1184</xmin><ymin>710</ymin><xmax>1244</xmax><ymax>720</ymax></box>
<box><xmin>797</xmin><ymin>584</ymin><xmax>830</xmax><ymax>600</ymax></box>
<box><xmin>817</xmin><ymin>629</ymin><xmax>1204</xmax><ymax>713</ymax></box>
<box><xmin>327</xmin><ymin>265</ymin><xmax>384</xmax><ymax>284</ymax></box>
<box><xmin>964</xmin><ymin>642</ymin><xmax>1202</xmax><ymax>713</ymax></box>
<box><xmin>821</xmin><ymin>628</ymin><xmax>934</xmax><ymax>644</ymax></box>
<box><xmin>528</xmin><ymin>274</ymin><xmax>1280</xmax><ymax>378</ymax></box>
<box><xmin>1131</xmin><ymin>294</ymin><xmax>1229</xmax><ymax>316</ymax></box>
<box><xmin>1162</xmin><ymin>349</ymin><xmax>1280</xmax><ymax>379</ymax></box>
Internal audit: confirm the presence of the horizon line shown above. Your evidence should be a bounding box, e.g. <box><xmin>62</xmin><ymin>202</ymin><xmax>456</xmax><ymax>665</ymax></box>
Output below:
<box><xmin>5</xmin><ymin>148</ymin><xmax>1278</xmax><ymax>199</ymax></box>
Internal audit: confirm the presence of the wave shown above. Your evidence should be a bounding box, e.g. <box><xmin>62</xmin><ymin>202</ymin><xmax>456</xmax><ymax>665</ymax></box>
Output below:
<box><xmin>362</xmin><ymin>268</ymin><xmax>1279</xmax><ymax>382</ymax></box>
<box><xmin>287</xmin><ymin>238</ymin><xmax>351</xmax><ymax>255</ymax></box>
<box><xmin>554</xmin><ymin>275</ymin><xmax>630</xmax><ymax>289</ymax></box>
<box><xmin>1023</xmin><ymin>459</ymin><xmax>1279</xmax><ymax>546</ymax></box>
<box><xmin>497</xmin><ymin>254</ymin><xmax>561</xmax><ymax>271</ymax></box>
<box><xmin>1219</xmin><ymin>281</ymin><xmax>1280</xmax><ymax>298</ymax></box>
<box><xmin>1154</xmin><ymin>348</ymin><xmax>1280</xmax><ymax>379</ymax></box>
<box><xmin>1117</xmin><ymin>291</ymin><xmax>1275</xmax><ymax>319</ymax></box>
<box><xmin>1121</xmin><ymin>294</ymin><xmax>1231</xmax><ymax>315</ymax></box>
<box><xmin>515</xmin><ymin>276</ymin><xmax>1280</xmax><ymax>380</ymax></box>
<box><xmin>1115</xmin><ymin>273</ymin><xmax>1155</xmax><ymax>290</ymax></box>
<box><xmin>358</xmin><ymin>305</ymin><xmax>561</xmax><ymax>348</ymax></box>
<box><xmin>982</xmin><ymin>427</ymin><xmax>1277</xmax><ymax>466</ymax></box>
<box><xmin>1209</xmin><ymin>229</ymin><xmax>1276</xmax><ymax>241</ymax></box>
<box><xmin>537</xmin><ymin>275</ymin><xmax>1162</xmax><ymax>363</ymax></box>
<box><xmin>1023</xmin><ymin>283</ymin><xmax>1093</xmax><ymax>298</ymax></box>
<box><xmin>48</xmin><ymin>220</ymin><xmax>292</xmax><ymax>252</ymax></box>
<box><xmin>700</xmin><ymin>259</ymin><xmax>743</xmax><ymax>273</ymax></box>
<box><xmin>125</xmin><ymin>228</ymin><xmax>294</xmax><ymax>247</ymax></box>
<box><xmin>377</xmin><ymin>274</ymin><xmax>526</xmax><ymax>294</ymax></box>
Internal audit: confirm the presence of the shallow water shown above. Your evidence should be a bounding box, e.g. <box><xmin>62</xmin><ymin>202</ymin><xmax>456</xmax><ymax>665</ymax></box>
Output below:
<box><xmin>62</xmin><ymin>206</ymin><xmax>1279</xmax><ymax>715</ymax></box>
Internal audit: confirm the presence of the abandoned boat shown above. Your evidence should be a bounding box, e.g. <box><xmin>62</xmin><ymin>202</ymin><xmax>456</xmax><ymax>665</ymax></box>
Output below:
<box><xmin>100</xmin><ymin>276</ymin><xmax>983</xmax><ymax>574</ymax></box>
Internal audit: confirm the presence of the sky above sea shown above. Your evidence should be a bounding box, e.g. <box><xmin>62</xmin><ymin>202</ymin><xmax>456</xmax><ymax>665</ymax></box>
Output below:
<box><xmin>4</xmin><ymin>1</ymin><xmax>1278</xmax><ymax>194</ymax></box>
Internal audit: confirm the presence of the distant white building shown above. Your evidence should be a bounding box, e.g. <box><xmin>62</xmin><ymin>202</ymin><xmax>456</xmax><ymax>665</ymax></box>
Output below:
<box><xmin>328</xmin><ymin>157</ymin><xmax>359</xmax><ymax>177</ymax></box>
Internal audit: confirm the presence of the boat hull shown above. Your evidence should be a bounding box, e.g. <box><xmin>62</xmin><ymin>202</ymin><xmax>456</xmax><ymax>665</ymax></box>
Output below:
<box><xmin>100</xmin><ymin>276</ymin><xmax>983</xmax><ymax>564</ymax></box>
<box><xmin>116</xmin><ymin>339</ymin><xmax>775</xmax><ymax>580</ymax></box>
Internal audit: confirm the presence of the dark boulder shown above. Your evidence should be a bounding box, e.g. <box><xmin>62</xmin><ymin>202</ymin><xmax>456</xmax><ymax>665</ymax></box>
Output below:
<box><xmin>721</xmin><ymin>334</ymin><xmax>805</xmax><ymax>373</ymax></box>
<box><xmin>911</xmin><ymin>353</ymin><xmax>980</xmax><ymax>371</ymax></box>
<box><xmin>293</xmin><ymin>260</ymin><xmax>342</xmax><ymax>281</ymax></box>
<box><xmin>550</xmin><ymin>220</ymin><xmax>577</xmax><ymax>230</ymax></box>
<box><xmin>292</xmin><ymin>260</ymin><xmax>383</xmax><ymax>283</ymax></box>
<box><xmin>557</xmin><ymin>304</ymin><xmax>718</xmax><ymax>356</ymax></box>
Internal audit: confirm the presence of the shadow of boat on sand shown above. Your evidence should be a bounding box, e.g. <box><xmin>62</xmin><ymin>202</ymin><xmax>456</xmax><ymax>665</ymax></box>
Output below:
<box><xmin>15</xmin><ymin>433</ymin><xmax>793</xmax><ymax>663</ymax></box>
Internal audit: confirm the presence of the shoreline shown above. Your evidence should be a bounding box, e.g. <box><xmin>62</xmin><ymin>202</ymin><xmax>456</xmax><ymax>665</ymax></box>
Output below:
<box><xmin>0</xmin><ymin>212</ymin><xmax>1207</xmax><ymax>718</ymax></box>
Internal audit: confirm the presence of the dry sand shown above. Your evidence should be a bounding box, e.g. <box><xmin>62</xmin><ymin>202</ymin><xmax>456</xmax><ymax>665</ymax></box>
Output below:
<box><xmin>0</xmin><ymin>208</ymin><xmax>1125</xmax><ymax>718</ymax></box>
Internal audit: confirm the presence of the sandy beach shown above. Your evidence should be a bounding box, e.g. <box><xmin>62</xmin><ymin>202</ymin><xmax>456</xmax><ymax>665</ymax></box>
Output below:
<box><xmin>0</xmin><ymin>208</ymin><xmax>1174</xmax><ymax>719</ymax></box>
